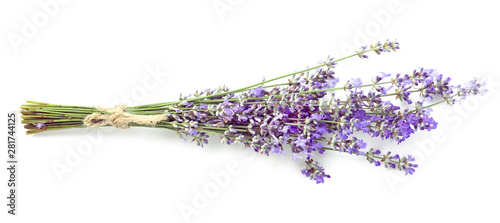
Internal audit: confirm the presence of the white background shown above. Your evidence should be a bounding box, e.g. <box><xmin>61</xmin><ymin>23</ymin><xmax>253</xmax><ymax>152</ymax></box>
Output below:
<box><xmin>1</xmin><ymin>1</ymin><xmax>499</xmax><ymax>222</ymax></box>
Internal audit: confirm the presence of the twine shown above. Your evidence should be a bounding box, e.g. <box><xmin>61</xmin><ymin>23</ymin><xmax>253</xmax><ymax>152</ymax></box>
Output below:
<box><xmin>83</xmin><ymin>105</ymin><xmax>166</xmax><ymax>129</ymax></box>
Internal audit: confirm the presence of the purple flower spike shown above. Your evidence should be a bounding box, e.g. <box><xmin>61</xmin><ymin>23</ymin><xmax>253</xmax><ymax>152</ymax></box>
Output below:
<box><xmin>301</xmin><ymin>159</ymin><xmax>330</xmax><ymax>184</ymax></box>
<box><xmin>350</xmin><ymin>78</ymin><xmax>363</xmax><ymax>89</ymax></box>
<box><xmin>36</xmin><ymin>123</ymin><xmax>45</xmax><ymax>129</ymax></box>
<box><xmin>21</xmin><ymin>40</ymin><xmax>487</xmax><ymax>184</ymax></box>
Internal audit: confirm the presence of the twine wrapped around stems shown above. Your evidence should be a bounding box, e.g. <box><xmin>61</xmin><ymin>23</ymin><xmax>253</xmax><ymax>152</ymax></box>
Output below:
<box><xmin>83</xmin><ymin>105</ymin><xmax>166</xmax><ymax>129</ymax></box>
<box><xmin>22</xmin><ymin>40</ymin><xmax>487</xmax><ymax>183</ymax></box>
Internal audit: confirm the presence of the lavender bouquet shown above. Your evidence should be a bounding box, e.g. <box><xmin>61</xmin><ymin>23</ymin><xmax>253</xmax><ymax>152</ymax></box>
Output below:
<box><xmin>21</xmin><ymin>40</ymin><xmax>486</xmax><ymax>183</ymax></box>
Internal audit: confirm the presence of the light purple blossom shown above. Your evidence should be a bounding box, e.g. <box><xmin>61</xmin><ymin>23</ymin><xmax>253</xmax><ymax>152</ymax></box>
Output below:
<box><xmin>36</xmin><ymin>123</ymin><xmax>45</xmax><ymax>129</ymax></box>
<box><xmin>350</xmin><ymin>78</ymin><xmax>363</xmax><ymax>88</ymax></box>
<box><xmin>148</xmin><ymin>41</ymin><xmax>484</xmax><ymax>183</ymax></box>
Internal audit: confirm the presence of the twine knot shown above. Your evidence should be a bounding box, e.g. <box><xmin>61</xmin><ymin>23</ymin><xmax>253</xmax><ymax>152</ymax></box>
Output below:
<box><xmin>83</xmin><ymin>105</ymin><xmax>166</xmax><ymax>129</ymax></box>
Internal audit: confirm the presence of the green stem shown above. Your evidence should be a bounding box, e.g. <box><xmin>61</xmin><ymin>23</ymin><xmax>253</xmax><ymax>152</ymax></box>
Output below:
<box><xmin>409</xmin><ymin>93</ymin><xmax>458</xmax><ymax>113</ymax></box>
<box><xmin>129</xmin><ymin>49</ymin><xmax>377</xmax><ymax>109</ymax></box>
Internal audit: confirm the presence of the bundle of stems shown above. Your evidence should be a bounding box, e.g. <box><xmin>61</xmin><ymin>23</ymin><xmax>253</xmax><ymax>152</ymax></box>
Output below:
<box><xmin>20</xmin><ymin>40</ymin><xmax>486</xmax><ymax>183</ymax></box>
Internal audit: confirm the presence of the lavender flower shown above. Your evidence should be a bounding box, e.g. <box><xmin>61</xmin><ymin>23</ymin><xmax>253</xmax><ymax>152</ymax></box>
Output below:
<box><xmin>169</xmin><ymin>55</ymin><xmax>483</xmax><ymax>182</ymax></box>
<box><xmin>302</xmin><ymin>159</ymin><xmax>331</xmax><ymax>184</ymax></box>
<box><xmin>21</xmin><ymin>40</ymin><xmax>486</xmax><ymax>184</ymax></box>
<box><xmin>36</xmin><ymin>123</ymin><xmax>45</xmax><ymax>129</ymax></box>
<box><xmin>350</xmin><ymin>78</ymin><xmax>363</xmax><ymax>89</ymax></box>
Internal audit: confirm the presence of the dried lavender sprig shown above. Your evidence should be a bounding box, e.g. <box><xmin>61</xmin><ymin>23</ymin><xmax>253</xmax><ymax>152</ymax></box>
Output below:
<box><xmin>21</xmin><ymin>40</ymin><xmax>486</xmax><ymax>184</ymax></box>
<box><xmin>157</xmin><ymin>67</ymin><xmax>484</xmax><ymax>182</ymax></box>
<box><xmin>21</xmin><ymin>40</ymin><xmax>400</xmax><ymax>133</ymax></box>
<box><xmin>129</xmin><ymin>40</ymin><xmax>399</xmax><ymax>110</ymax></box>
